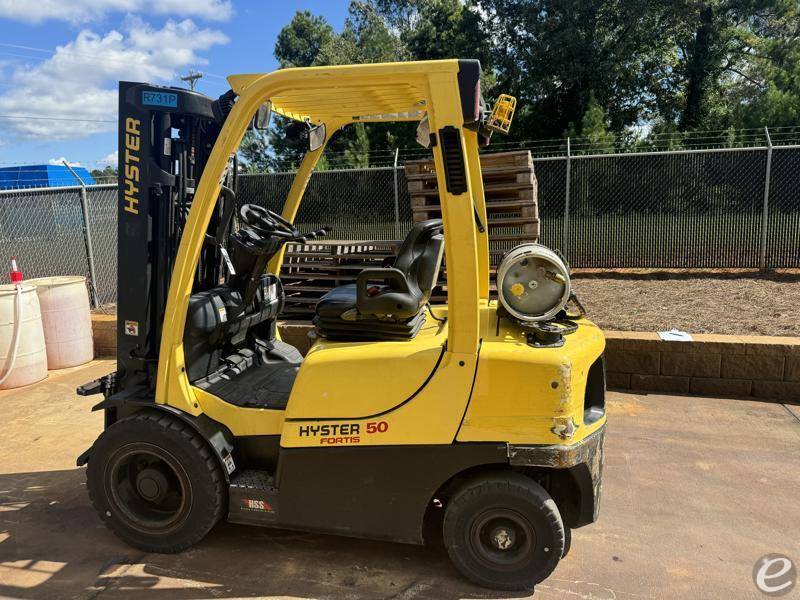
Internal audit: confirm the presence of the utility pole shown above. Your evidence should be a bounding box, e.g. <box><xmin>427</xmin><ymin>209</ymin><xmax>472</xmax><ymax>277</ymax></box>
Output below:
<box><xmin>180</xmin><ymin>70</ymin><xmax>203</xmax><ymax>91</ymax></box>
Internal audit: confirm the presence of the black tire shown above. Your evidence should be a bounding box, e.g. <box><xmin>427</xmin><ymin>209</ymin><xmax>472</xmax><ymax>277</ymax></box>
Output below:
<box><xmin>443</xmin><ymin>473</ymin><xmax>564</xmax><ymax>591</ymax></box>
<box><xmin>86</xmin><ymin>411</ymin><xmax>226</xmax><ymax>553</ymax></box>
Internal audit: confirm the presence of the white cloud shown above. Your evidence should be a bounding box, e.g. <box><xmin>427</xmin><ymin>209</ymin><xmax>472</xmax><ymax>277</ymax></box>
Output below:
<box><xmin>125</xmin><ymin>16</ymin><xmax>229</xmax><ymax>71</ymax></box>
<box><xmin>0</xmin><ymin>0</ymin><xmax>233</xmax><ymax>24</ymax></box>
<box><xmin>48</xmin><ymin>157</ymin><xmax>82</xmax><ymax>167</ymax></box>
<box><xmin>99</xmin><ymin>150</ymin><xmax>119</xmax><ymax>166</ymax></box>
<box><xmin>0</xmin><ymin>19</ymin><xmax>228</xmax><ymax>141</ymax></box>
<box><xmin>149</xmin><ymin>0</ymin><xmax>233</xmax><ymax>21</ymax></box>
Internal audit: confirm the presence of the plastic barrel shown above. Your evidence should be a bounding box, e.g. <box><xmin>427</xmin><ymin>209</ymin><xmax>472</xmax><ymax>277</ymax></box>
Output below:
<box><xmin>28</xmin><ymin>276</ymin><xmax>94</xmax><ymax>370</ymax></box>
<box><xmin>0</xmin><ymin>284</ymin><xmax>48</xmax><ymax>389</ymax></box>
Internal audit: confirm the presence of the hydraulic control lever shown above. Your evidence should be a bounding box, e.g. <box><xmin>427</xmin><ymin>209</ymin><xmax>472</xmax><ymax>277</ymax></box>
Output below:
<box><xmin>263</xmin><ymin>226</ymin><xmax>330</xmax><ymax>243</ymax></box>
<box><xmin>295</xmin><ymin>227</ymin><xmax>330</xmax><ymax>243</ymax></box>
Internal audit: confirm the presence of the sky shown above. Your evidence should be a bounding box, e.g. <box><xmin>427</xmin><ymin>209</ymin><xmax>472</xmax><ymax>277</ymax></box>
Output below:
<box><xmin>0</xmin><ymin>0</ymin><xmax>350</xmax><ymax>170</ymax></box>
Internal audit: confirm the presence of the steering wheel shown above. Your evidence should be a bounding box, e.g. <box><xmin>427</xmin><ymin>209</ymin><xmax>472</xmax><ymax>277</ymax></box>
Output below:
<box><xmin>239</xmin><ymin>204</ymin><xmax>298</xmax><ymax>237</ymax></box>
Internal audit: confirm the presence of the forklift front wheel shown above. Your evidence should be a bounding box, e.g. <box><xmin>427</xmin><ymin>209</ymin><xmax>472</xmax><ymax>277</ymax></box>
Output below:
<box><xmin>443</xmin><ymin>473</ymin><xmax>565</xmax><ymax>590</ymax></box>
<box><xmin>86</xmin><ymin>411</ymin><xmax>226</xmax><ymax>553</ymax></box>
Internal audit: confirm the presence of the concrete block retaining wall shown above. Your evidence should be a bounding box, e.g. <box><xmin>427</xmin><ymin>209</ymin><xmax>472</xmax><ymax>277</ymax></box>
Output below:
<box><xmin>90</xmin><ymin>315</ymin><xmax>799</xmax><ymax>403</ymax></box>
<box><xmin>605</xmin><ymin>331</ymin><xmax>800</xmax><ymax>402</ymax></box>
<box><xmin>91</xmin><ymin>314</ymin><xmax>116</xmax><ymax>358</ymax></box>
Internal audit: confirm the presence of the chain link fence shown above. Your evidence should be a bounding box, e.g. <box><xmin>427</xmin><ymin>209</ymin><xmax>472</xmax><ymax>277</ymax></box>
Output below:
<box><xmin>85</xmin><ymin>185</ymin><xmax>118</xmax><ymax>305</ymax></box>
<box><xmin>0</xmin><ymin>186</ymin><xmax>90</xmax><ymax>285</ymax></box>
<box><xmin>765</xmin><ymin>147</ymin><xmax>800</xmax><ymax>268</ymax></box>
<box><xmin>237</xmin><ymin>166</ymin><xmax>413</xmax><ymax>240</ymax></box>
<box><xmin>1</xmin><ymin>145</ymin><xmax>798</xmax><ymax>305</ymax></box>
<box><xmin>557</xmin><ymin>148</ymin><xmax>770</xmax><ymax>268</ymax></box>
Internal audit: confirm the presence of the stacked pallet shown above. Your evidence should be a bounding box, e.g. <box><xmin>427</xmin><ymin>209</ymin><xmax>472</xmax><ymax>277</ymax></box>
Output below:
<box><xmin>279</xmin><ymin>240</ymin><xmax>400</xmax><ymax>318</ymax></box>
<box><xmin>279</xmin><ymin>151</ymin><xmax>539</xmax><ymax>318</ymax></box>
<box><xmin>404</xmin><ymin>150</ymin><xmax>539</xmax><ymax>271</ymax></box>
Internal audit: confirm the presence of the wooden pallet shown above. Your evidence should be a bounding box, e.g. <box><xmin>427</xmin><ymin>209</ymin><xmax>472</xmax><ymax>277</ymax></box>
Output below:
<box><xmin>404</xmin><ymin>150</ymin><xmax>540</xmax><ymax>242</ymax></box>
<box><xmin>279</xmin><ymin>239</ymin><xmax>456</xmax><ymax>318</ymax></box>
<box><xmin>280</xmin><ymin>240</ymin><xmax>400</xmax><ymax>318</ymax></box>
<box><xmin>280</xmin><ymin>152</ymin><xmax>539</xmax><ymax>318</ymax></box>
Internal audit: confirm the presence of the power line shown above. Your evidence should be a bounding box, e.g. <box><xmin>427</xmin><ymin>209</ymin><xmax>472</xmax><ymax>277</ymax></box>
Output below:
<box><xmin>0</xmin><ymin>41</ymin><xmax>177</xmax><ymax>71</ymax></box>
<box><xmin>0</xmin><ymin>54</ymin><xmax>227</xmax><ymax>94</ymax></box>
<box><xmin>0</xmin><ymin>42</ymin><xmax>61</xmax><ymax>54</ymax></box>
<box><xmin>2</xmin><ymin>122</ymin><xmax>796</xmax><ymax>168</ymax></box>
<box><xmin>0</xmin><ymin>42</ymin><xmax>229</xmax><ymax>84</ymax></box>
<box><xmin>0</xmin><ymin>114</ymin><xmax>116</xmax><ymax>123</ymax></box>
<box><xmin>0</xmin><ymin>43</ymin><xmax>229</xmax><ymax>91</ymax></box>
<box><xmin>0</xmin><ymin>44</ymin><xmax>159</xmax><ymax>71</ymax></box>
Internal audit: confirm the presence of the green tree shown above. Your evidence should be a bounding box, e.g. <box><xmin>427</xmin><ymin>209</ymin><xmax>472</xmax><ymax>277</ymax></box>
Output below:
<box><xmin>274</xmin><ymin>11</ymin><xmax>334</xmax><ymax>68</ymax></box>
<box><xmin>727</xmin><ymin>5</ymin><xmax>800</xmax><ymax>129</ymax></box>
<box><xmin>266</xmin><ymin>1</ymin><xmax>495</xmax><ymax>169</ymax></box>
<box><xmin>317</xmin><ymin>2</ymin><xmax>404</xmax><ymax>65</ymax></box>
<box><xmin>578</xmin><ymin>95</ymin><xmax>616</xmax><ymax>152</ymax></box>
<box><xmin>375</xmin><ymin>0</ymin><xmax>490</xmax><ymax>65</ymax></box>
<box><xmin>658</xmin><ymin>0</ymin><xmax>800</xmax><ymax>130</ymax></box>
<box><xmin>475</xmin><ymin>0</ymin><xmax>679</xmax><ymax>140</ymax></box>
<box><xmin>90</xmin><ymin>165</ymin><xmax>117</xmax><ymax>182</ymax></box>
<box><xmin>238</xmin><ymin>129</ymin><xmax>272</xmax><ymax>172</ymax></box>
<box><xmin>343</xmin><ymin>123</ymin><xmax>372</xmax><ymax>167</ymax></box>
<box><xmin>261</xmin><ymin>0</ymin><xmax>800</xmax><ymax>166</ymax></box>
<box><xmin>738</xmin><ymin>80</ymin><xmax>800</xmax><ymax>128</ymax></box>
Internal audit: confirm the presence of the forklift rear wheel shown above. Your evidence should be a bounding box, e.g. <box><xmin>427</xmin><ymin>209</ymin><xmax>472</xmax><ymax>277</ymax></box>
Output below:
<box><xmin>87</xmin><ymin>411</ymin><xmax>226</xmax><ymax>553</ymax></box>
<box><xmin>443</xmin><ymin>473</ymin><xmax>564</xmax><ymax>590</ymax></box>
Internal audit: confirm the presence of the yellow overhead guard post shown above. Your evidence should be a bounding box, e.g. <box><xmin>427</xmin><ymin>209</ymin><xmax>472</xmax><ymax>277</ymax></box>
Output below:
<box><xmin>156</xmin><ymin>60</ymin><xmax>486</xmax><ymax>411</ymax></box>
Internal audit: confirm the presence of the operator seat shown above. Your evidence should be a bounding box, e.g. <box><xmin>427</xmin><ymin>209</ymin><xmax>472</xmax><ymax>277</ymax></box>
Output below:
<box><xmin>314</xmin><ymin>219</ymin><xmax>444</xmax><ymax>340</ymax></box>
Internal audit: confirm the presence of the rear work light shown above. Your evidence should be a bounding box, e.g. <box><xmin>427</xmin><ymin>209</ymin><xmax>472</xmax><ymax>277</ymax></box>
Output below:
<box><xmin>487</xmin><ymin>94</ymin><xmax>517</xmax><ymax>134</ymax></box>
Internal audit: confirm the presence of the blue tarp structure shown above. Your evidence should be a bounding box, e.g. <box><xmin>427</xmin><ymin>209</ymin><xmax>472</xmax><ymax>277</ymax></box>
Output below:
<box><xmin>0</xmin><ymin>165</ymin><xmax>96</xmax><ymax>189</ymax></box>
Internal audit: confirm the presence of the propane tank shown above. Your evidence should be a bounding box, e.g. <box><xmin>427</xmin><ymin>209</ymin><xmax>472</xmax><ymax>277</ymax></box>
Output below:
<box><xmin>496</xmin><ymin>244</ymin><xmax>571</xmax><ymax>322</ymax></box>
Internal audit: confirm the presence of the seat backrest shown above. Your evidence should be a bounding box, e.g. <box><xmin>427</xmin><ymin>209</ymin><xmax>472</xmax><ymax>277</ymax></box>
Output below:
<box><xmin>392</xmin><ymin>219</ymin><xmax>444</xmax><ymax>302</ymax></box>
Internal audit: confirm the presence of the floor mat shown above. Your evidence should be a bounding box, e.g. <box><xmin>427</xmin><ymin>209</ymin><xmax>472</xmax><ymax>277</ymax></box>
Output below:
<box><xmin>201</xmin><ymin>361</ymin><xmax>300</xmax><ymax>410</ymax></box>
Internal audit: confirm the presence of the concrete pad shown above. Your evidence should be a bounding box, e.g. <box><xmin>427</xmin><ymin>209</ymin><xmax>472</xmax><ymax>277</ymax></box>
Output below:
<box><xmin>0</xmin><ymin>361</ymin><xmax>798</xmax><ymax>599</ymax></box>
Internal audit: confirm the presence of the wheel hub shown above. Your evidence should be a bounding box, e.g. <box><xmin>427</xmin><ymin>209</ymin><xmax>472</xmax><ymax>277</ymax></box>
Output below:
<box><xmin>106</xmin><ymin>443</ymin><xmax>190</xmax><ymax>534</ymax></box>
<box><xmin>490</xmin><ymin>526</ymin><xmax>516</xmax><ymax>550</ymax></box>
<box><xmin>470</xmin><ymin>509</ymin><xmax>535</xmax><ymax>571</ymax></box>
<box><xmin>136</xmin><ymin>468</ymin><xmax>169</xmax><ymax>503</ymax></box>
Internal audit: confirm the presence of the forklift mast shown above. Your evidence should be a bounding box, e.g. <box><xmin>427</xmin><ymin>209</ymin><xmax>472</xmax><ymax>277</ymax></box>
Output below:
<box><xmin>116</xmin><ymin>82</ymin><xmax>232</xmax><ymax>394</ymax></box>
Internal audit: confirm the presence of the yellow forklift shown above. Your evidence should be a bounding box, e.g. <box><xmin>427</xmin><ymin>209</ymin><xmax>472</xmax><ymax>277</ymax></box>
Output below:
<box><xmin>77</xmin><ymin>59</ymin><xmax>606</xmax><ymax>590</ymax></box>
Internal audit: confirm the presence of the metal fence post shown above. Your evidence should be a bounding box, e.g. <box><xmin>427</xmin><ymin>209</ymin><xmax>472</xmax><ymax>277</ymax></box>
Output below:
<box><xmin>393</xmin><ymin>148</ymin><xmax>401</xmax><ymax>240</ymax></box>
<box><xmin>759</xmin><ymin>127</ymin><xmax>773</xmax><ymax>271</ymax></box>
<box><xmin>63</xmin><ymin>161</ymin><xmax>100</xmax><ymax>307</ymax></box>
<box><xmin>563</xmin><ymin>137</ymin><xmax>571</xmax><ymax>252</ymax></box>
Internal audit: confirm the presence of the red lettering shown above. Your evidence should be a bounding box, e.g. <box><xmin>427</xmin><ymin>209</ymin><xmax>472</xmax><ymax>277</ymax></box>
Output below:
<box><xmin>366</xmin><ymin>421</ymin><xmax>389</xmax><ymax>434</ymax></box>
<box><xmin>319</xmin><ymin>435</ymin><xmax>361</xmax><ymax>445</ymax></box>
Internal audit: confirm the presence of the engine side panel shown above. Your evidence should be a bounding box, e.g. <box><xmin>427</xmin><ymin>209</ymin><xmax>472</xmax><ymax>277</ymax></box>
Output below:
<box><xmin>457</xmin><ymin>304</ymin><xmax>606</xmax><ymax>445</ymax></box>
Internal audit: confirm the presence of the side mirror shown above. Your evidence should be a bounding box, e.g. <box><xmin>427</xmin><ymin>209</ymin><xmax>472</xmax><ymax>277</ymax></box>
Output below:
<box><xmin>252</xmin><ymin>103</ymin><xmax>271</xmax><ymax>130</ymax></box>
<box><xmin>286</xmin><ymin>121</ymin><xmax>327</xmax><ymax>152</ymax></box>
<box><xmin>308</xmin><ymin>123</ymin><xmax>326</xmax><ymax>152</ymax></box>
